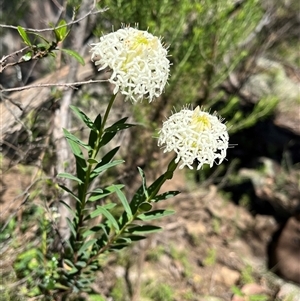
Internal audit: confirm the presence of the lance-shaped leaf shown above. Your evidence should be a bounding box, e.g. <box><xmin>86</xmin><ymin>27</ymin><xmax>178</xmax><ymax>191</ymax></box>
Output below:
<box><xmin>63</xmin><ymin>259</ymin><xmax>78</xmax><ymax>274</ymax></box>
<box><xmin>54</xmin><ymin>19</ymin><xmax>67</xmax><ymax>42</ymax></box>
<box><xmin>127</xmin><ymin>225</ymin><xmax>162</xmax><ymax>234</ymax></box>
<box><xmin>66</xmin><ymin>217</ymin><xmax>76</xmax><ymax>238</ymax></box>
<box><xmin>147</xmin><ymin>157</ymin><xmax>178</xmax><ymax>197</ymax></box>
<box><xmin>152</xmin><ymin>191</ymin><xmax>180</xmax><ymax>203</ymax></box>
<box><xmin>87</xmin><ymin>184</ymin><xmax>124</xmax><ymax>202</ymax></box>
<box><xmin>89</xmin><ymin>146</ymin><xmax>120</xmax><ymax>179</ymax></box>
<box><xmin>90</xmin><ymin>160</ymin><xmax>124</xmax><ymax>180</ymax></box>
<box><xmin>137</xmin><ymin>167</ymin><xmax>148</xmax><ymax>199</ymax></box>
<box><xmin>17</xmin><ymin>26</ymin><xmax>31</xmax><ymax>46</ymax></box>
<box><xmin>78</xmin><ymin>239</ymin><xmax>97</xmax><ymax>256</ymax></box>
<box><xmin>137</xmin><ymin>209</ymin><xmax>175</xmax><ymax>221</ymax></box>
<box><xmin>99</xmin><ymin>117</ymin><xmax>134</xmax><ymax>147</ymax></box>
<box><xmin>82</xmin><ymin>223</ymin><xmax>109</xmax><ymax>239</ymax></box>
<box><xmin>63</xmin><ymin>128</ymin><xmax>91</xmax><ymax>152</ymax></box>
<box><xmin>113</xmin><ymin>185</ymin><xmax>132</xmax><ymax>220</ymax></box>
<box><xmin>58</xmin><ymin>184</ymin><xmax>81</xmax><ymax>204</ymax></box>
<box><xmin>104</xmin><ymin>117</ymin><xmax>134</xmax><ymax>133</ymax></box>
<box><xmin>90</xmin><ymin>205</ymin><xmax>119</xmax><ymax>232</ymax></box>
<box><xmin>70</xmin><ymin>105</ymin><xmax>97</xmax><ymax>131</ymax></box>
<box><xmin>57</xmin><ymin>172</ymin><xmax>84</xmax><ymax>184</ymax></box>
<box><xmin>61</xmin><ymin>48</ymin><xmax>85</xmax><ymax>65</ymax></box>
<box><xmin>88</xmin><ymin>114</ymin><xmax>102</xmax><ymax>153</ymax></box>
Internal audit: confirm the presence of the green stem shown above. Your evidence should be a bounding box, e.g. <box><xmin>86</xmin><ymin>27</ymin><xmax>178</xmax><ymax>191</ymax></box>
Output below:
<box><xmin>86</xmin><ymin>156</ymin><xmax>179</xmax><ymax>265</ymax></box>
<box><xmin>74</xmin><ymin>93</ymin><xmax>118</xmax><ymax>253</ymax></box>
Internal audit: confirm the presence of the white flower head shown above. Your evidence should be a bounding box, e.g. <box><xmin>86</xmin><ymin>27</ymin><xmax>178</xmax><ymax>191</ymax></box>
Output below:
<box><xmin>158</xmin><ymin>106</ymin><xmax>229</xmax><ymax>170</ymax></box>
<box><xmin>91</xmin><ymin>26</ymin><xmax>170</xmax><ymax>102</ymax></box>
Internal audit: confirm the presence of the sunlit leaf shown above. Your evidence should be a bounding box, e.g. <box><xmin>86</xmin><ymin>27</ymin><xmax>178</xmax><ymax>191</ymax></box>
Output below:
<box><xmin>17</xmin><ymin>26</ymin><xmax>31</xmax><ymax>46</ymax></box>
<box><xmin>138</xmin><ymin>167</ymin><xmax>148</xmax><ymax>198</ymax></box>
<box><xmin>54</xmin><ymin>19</ymin><xmax>67</xmax><ymax>42</ymax></box>
<box><xmin>66</xmin><ymin>217</ymin><xmax>76</xmax><ymax>238</ymax></box>
<box><xmin>152</xmin><ymin>191</ymin><xmax>180</xmax><ymax>203</ymax></box>
<box><xmin>90</xmin><ymin>160</ymin><xmax>124</xmax><ymax>179</ymax></box>
<box><xmin>70</xmin><ymin>105</ymin><xmax>97</xmax><ymax>131</ymax></box>
<box><xmin>113</xmin><ymin>185</ymin><xmax>132</xmax><ymax>219</ymax></box>
<box><xmin>63</xmin><ymin>128</ymin><xmax>91</xmax><ymax>151</ymax></box>
<box><xmin>22</xmin><ymin>52</ymin><xmax>32</xmax><ymax>61</ymax></box>
<box><xmin>61</xmin><ymin>48</ymin><xmax>85</xmax><ymax>65</ymax></box>
<box><xmin>87</xmin><ymin>158</ymin><xmax>99</xmax><ymax>165</ymax></box>
<box><xmin>137</xmin><ymin>209</ymin><xmax>175</xmax><ymax>221</ymax></box>
<box><xmin>75</xmin><ymin>261</ymin><xmax>87</xmax><ymax>268</ymax></box>
<box><xmin>57</xmin><ymin>172</ymin><xmax>84</xmax><ymax>184</ymax></box>
<box><xmin>78</xmin><ymin>239</ymin><xmax>97</xmax><ymax>256</ymax></box>
<box><xmin>90</xmin><ymin>206</ymin><xmax>119</xmax><ymax>231</ymax></box>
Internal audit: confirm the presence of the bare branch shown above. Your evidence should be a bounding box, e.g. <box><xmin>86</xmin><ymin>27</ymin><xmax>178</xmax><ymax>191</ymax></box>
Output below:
<box><xmin>0</xmin><ymin>5</ymin><xmax>108</xmax><ymax>33</ymax></box>
<box><xmin>0</xmin><ymin>79</ymin><xmax>108</xmax><ymax>93</ymax></box>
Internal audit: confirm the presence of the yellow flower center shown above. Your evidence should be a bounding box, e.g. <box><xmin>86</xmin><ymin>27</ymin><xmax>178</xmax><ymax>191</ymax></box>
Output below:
<box><xmin>190</xmin><ymin>106</ymin><xmax>211</xmax><ymax>132</ymax></box>
<box><xmin>122</xmin><ymin>32</ymin><xmax>159</xmax><ymax>71</ymax></box>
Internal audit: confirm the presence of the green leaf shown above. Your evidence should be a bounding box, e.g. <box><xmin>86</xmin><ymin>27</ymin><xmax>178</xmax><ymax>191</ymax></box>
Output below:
<box><xmin>125</xmin><ymin>235</ymin><xmax>146</xmax><ymax>242</ymax></box>
<box><xmin>137</xmin><ymin>209</ymin><xmax>175</xmax><ymax>221</ymax></box>
<box><xmin>36</xmin><ymin>43</ymin><xmax>49</xmax><ymax>51</ymax></box>
<box><xmin>70</xmin><ymin>105</ymin><xmax>97</xmax><ymax>131</ymax></box>
<box><xmin>75</xmin><ymin>261</ymin><xmax>87</xmax><ymax>268</ymax></box>
<box><xmin>129</xmin><ymin>186</ymin><xmax>146</xmax><ymax>215</ymax></box>
<box><xmin>90</xmin><ymin>160</ymin><xmax>124</xmax><ymax>179</ymax></box>
<box><xmin>54</xmin><ymin>19</ymin><xmax>67</xmax><ymax>42</ymax></box>
<box><xmin>138</xmin><ymin>167</ymin><xmax>148</xmax><ymax>198</ymax></box>
<box><xmin>78</xmin><ymin>239</ymin><xmax>97</xmax><ymax>256</ymax></box>
<box><xmin>127</xmin><ymin>225</ymin><xmax>162</xmax><ymax>234</ymax></box>
<box><xmin>63</xmin><ymin>259</ymin><xmax>78</xmax><ymax>274</ymax></box>
<box><xmin>88</xmin><ymin>189</ymin><xmax>116</xmax><ymax>202</ymax></box>
<box><xmin>152</xmin><ymin>191</ymin><xmax>180</xmax><ymax>203</ymax></box>
<box><xmin>82</xmin><ymin>224</ymin><xmax>108</xmax><ymax>238</ymax></box>
<box><xmin>61</xmin><ymin>48</ymin><xmax>85</xmax><ymax>65</ymax></box>
<box><xmin>88</xmin><ymin>114</ymin><xmax>102</xmax><ymax>153</ymax></box>
<box><xmin>58</xmin><ymin>184</ymin><xmax>81</xmax><ymax>203</ymax></box>
<box><xmin>66</xmin><ymin>217</ymin><xmax>76</xmax><ymax>238</ymax></box>
<box><xmin>17</xmin><ymin>26</ymin><xmax>31</xmax><ymax>46</ymax></box>
<box><xmin>88</xmin><ymin>188</ymin><xmax>103</xmax><ymax>194</ymax></box>
<box><xmin>105</xmin><ymin>122</ymin><xmax>135</xmax><ymax>133</ymax></box>
<box><xmin>99</xmin><ymin>131</ymin><xmax>117</xmax><ymax>147</ymax></box>
<box><xmin>99</xmin><ymin>117</ymin><xmax>133</xmax><ymax>147</ymax></box>
<box><xmin>90</xmin><ymin>206</ymin><xmax>119</xmax><ymax>231</ymax></box>
<box><xmin>148</xmin><ymin>157</ymin><xmax>178</xmax><ymax>197</ymax></box>
<box><xmin>90</xmin><ymin>146</ymin><xmax>120</xmax><ymax>174</ymax></box>
<box><xmin>113</xmin><ymin>185</ymin><xmax>132</xmax><ymax>219</ymax></box>
<box><xmin>22</xmin><ymin>52</ymin><xmax>32</xmax><ymax>61</ymax></box>
<box><xmin>57</xmin><ymin>172</ymin><xmax>84</xmax><ymax>184</ymax></box>
<box><xmin>138</xmin><ymin>202</ymin><xmax>152</xmax><ymax>212</ymax></box>
<box><xmin>109</xmin><ymin>244</ymin><xmax>128</xmax><ymax>251</ymax></box>
<box><xmin>63</xmin><ymin>128</ymin><xmax>91</xmax><ymax>152</ymax></box>
<box><xmin>88</xmin><ymin>185</ymin><xmax>124</xmax><ymax>202</ymax></box>
<box><xmin>59</xmin><ymin>199</ymin><xmax>76</xmax><ymax>216</ymax></box>
<box><xmin>87</xmin><ymin>158</ymin><xmax>99</xmax><ymax>165</ymax></box>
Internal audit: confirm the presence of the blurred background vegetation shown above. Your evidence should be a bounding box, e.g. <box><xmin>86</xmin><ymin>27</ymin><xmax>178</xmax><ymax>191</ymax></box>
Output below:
<box><xmin>1</xmin><ymin>0</ymin><xmax>299</xmax><ymax>300</ymax></box>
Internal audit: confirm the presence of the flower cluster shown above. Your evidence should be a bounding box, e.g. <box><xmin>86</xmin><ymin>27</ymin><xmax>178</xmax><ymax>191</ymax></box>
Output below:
<box><xmin>91</xmin><ymin>26</ymin><xmax>170</xmax><ymax>102</ymax></box>
<box><xmin>158</xmin><ymin>106</ymin><xmax>229</xmax><ymax>169</ymax></box>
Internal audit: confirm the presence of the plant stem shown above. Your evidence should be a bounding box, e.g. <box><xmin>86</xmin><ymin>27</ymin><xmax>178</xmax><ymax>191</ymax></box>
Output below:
<box><xmin>74</xmin><ymin>93</ymin><xmax>117</xmax><ymax>254</ymax></box>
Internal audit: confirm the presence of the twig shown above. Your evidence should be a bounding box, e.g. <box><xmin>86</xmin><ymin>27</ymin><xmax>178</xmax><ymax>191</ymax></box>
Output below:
<box><xmin>0</xmin><ymin>5</ymin><xmax>108</xmax><ymax>33</ymax></box>
<box><xmin>0</xmin><ymin>79</ymin><xmax>108</xmax><ymax>93</ymax></box>
<box><xmin>0</xmin><ymin>46</ymin><xmax>30</xmax><ymax>64</ymax></box>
